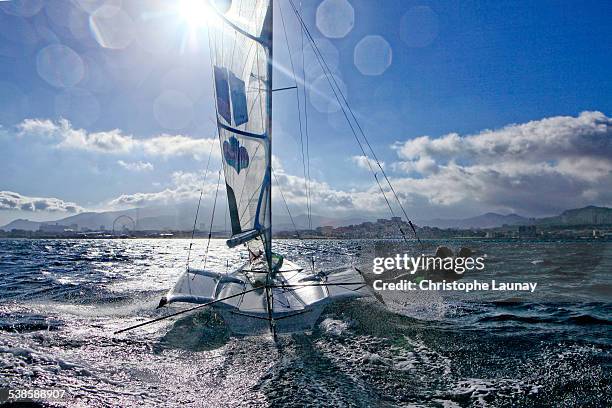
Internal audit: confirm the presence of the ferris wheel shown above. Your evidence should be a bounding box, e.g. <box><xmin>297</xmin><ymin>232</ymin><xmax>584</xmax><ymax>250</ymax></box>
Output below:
<box><xmin>112</xmin><ymin>215</ymin><xmax>136</xmax><ymax>235</ymax></box>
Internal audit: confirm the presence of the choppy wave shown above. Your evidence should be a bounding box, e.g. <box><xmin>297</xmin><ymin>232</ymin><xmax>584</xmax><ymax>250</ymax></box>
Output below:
<box><xmin>0</xmin><ymin>238</ymin><xmax>610</xmax><ymax>406</ymax></box>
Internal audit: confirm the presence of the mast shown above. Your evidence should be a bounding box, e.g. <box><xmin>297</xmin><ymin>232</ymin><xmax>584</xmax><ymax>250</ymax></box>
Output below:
<box><xmin>263</xmin><ymin>0</ymin><xmax>276</xmax><ymax>339</ymax></box>
<box><xmin>264</xmin><ymin>0</ymin><xmax>273</xmax><ymax>272</ymax></box>
<box><xmin>207</xmin><ymin>0</ymin><xmax>275</xmax><ymax>336</ymax></box>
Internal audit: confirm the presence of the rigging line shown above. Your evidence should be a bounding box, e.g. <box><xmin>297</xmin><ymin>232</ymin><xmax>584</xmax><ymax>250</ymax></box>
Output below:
<box><xmin>114</xmin><ymin>287</ymin><xmax>261</xmax><ymax>335</ymax></box>
<box><xmin>301</xmin><ymin>21</ymin><xmax>313</xmax><ymax>231</ymax></box>
<box><xmin>286</xmin><ymin>2</ymin><xmax>379</xmax><ymax>177</ymax></box>
<box><xmin>265</xmin><ymin>0</ymin><xmax>277</xmax><ymax>330</ymax></box>
<box><xmin>375</xmin><ymin>173</ymin><xmax>410</xmax><ymax>245</ymax></box>
<box><xmin>186</xmin><ymin>190</ymin><xmax>203</xmax><ymax>272</ymax></box>
<box><xmin>288</xmin><ymin>0</ymin><xmax>417</xmax><ymax>245</ymax></box>
<box><xmin>255</xmin><ymin>34</ymin><xmax>265</xmax><ymax>141</ymax></box>
<box><xmin>333</xmin><ymin>81</ymin><xmax>421</xmax><ymax>245</ymax></box>
<box><xmin>202</xmin><ymin>169</ymin><xmax>223</xmax><ymax>270</ymax></box>
<box><xmin>186</xmin><ymin>140</ymin><xmax>217</xmax><ymax>272</ymax></box>
<box><xmin>289</xmin><ymin>0</ymin><xmax>420</xmax><ymax>245</ymax></box>
<box><xmin>272</xmin><ymin>168</ymin><xmax>301</xmax><ymax>240</ymax></box>
<box><xmin>286</xmin><ymin>0</ymin><xmax>400</xmax><ymax>229</ymax></box>
<box><xmin>272</xmin><ymin>85</ymin><xmax>298</xmax><ymax>92</ymax></box>
<box><xmin>224</xmin><ymin>187</ymin><xmax>228</xmax><ymax>236</ymax></box>
<box><xmin>278</xmin><ymin>0</ymin><xmax>311</xmax><ymax>233</ymax></box>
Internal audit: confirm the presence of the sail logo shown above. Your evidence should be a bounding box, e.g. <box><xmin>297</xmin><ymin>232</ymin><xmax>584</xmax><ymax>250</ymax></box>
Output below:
<box><xmin>214</xmin><ymin>66</ymin><xmax>248</xmax><ymax>127</ymax></box>
<box><xmin>223</xmin><ymin>136</ymin><xmax>249</xmax><ymax>173</ymax></box>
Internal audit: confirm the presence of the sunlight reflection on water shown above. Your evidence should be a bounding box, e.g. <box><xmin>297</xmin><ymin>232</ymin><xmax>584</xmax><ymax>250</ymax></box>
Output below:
<box><xmin>0</xmin><ymin>238</ymin><xmax>609</xmax><ymax>406</ymax></box>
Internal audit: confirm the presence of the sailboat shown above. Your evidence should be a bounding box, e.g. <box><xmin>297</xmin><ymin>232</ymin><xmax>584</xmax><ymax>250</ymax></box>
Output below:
<box><xmin>156</xmin><ymin>0</ymin><xmax>371</xmax><ymax>337</ymax></box>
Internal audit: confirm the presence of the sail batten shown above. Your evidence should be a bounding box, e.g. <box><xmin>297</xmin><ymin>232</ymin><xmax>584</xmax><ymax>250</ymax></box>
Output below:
<box><xmin>209</xmin><ymin>0</ymin><xmax>272</xmax><ymax>265</ymax></box>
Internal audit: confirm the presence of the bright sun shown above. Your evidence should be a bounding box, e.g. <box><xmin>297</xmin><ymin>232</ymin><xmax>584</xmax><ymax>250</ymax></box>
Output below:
<box><xmin>178</xmin><ymin>0</ymin><xmax>209</xmax><ymax>28</ymax></box>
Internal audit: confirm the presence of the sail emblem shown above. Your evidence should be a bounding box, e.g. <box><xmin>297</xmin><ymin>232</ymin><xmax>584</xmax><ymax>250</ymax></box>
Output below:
<box><xmin>223</xmin><ymin>136</ymin><xmax>250</xmax><ymax>173</ymax></box>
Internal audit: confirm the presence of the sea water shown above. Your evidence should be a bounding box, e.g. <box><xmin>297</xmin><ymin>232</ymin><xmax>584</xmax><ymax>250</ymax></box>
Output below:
<box><xmin>0</xmin><ymin>238</ymin><xmax>610</xmax><ymax>406</ymax></box>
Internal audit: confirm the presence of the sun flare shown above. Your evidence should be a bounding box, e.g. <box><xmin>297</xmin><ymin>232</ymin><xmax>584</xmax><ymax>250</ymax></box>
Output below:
<box><xmin>178</xmin><ymin>0</ymin><xmax>210</xmax><ymax>28</ymax></box>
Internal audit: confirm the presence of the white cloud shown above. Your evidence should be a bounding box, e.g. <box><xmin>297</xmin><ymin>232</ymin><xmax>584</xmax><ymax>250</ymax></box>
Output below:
<box><xmin>17</xmin><ymin>118</ymin><xmax>217</xmax><ymax>159</ymax></box>
<box><xmin>393</xmin><ymin>111</ymin><xmax>610</xmax><ymax>164</ymax></box>
<box><xmin>79</xmin><ymin>111</ymin><xmax>612</xmax><ymax>219</ymax></box>
<box><xmin>0</xmin><ymin>191</ymin><xmax>83</xmax><ymax>213</ymax></box>
<box><xmin>117</xmin><ymin>160</ymin><xmax>154</xmax><ymax>172</ymax></box>
<box><xmin>141</xmin><ymin>134</ymin><xmax>216</xmax><ymax>159</ymax></box>
<box><xmin>390</xmin><ymin>111</ymin><xmax>612</xmax><ymax>216</ymax></box>
<box><xmin>107</xmin><ymin>157</ymin><xmax>386</xmax><ymax>218</ymax></box>
<box><xmin>351</xmin><ymin>155</ymin><xmax>385</xmax><ymax>171</ymax></box>
<box><xmin>19</xmin><ymin>118</ymin><xmax>134</xmax><ymax>153</ymax></box>
<box><xmin>17</xmin><ymin>118</ymin><xmax>58</xmax><ymax>137</ymax></box>
<box><xmin>108</xmin><ymin>171</ymin><xmax>219</xmax><ymax>208</ymax></box>
<box><xmin>392</xmin><ymin>156</ymin><xmax>438</xmax><ymax>175</ymax></box>
<box><xmin>275</xmin><ymin>155</ymin><xmax>376</xmax><ymax>214</ymax></box>
<box><xmin>272</xmin><ymin>163</ymin><xmax>384</xmax><ymax>215</ymax></box>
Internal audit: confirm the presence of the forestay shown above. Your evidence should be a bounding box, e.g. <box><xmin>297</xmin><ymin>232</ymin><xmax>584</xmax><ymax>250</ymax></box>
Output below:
<box><xmin>209</xmin><ymin>0</ymin><xmax>272</xmax><ymax>267</ymax></box>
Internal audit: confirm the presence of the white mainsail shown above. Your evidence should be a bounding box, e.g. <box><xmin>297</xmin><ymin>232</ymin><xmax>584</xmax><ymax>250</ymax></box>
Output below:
<box><xmin>148</xmin><ymin>0</ymin><xmax>372</xmax><ymax>338</ymax></box>
<box><xmin>209</xmin><ymin>0</ymin><xmax>273</xmax><ymax>269</ymax></box>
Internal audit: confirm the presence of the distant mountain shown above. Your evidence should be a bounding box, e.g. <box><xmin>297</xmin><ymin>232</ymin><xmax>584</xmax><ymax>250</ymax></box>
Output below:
<box><xmin>420</xmin><ymin>213</ymin><xmax>530</xmax><ymax>229</ymax></box>
<box><xmin>536</xmin><ymin>206</ymin><xmax>612</xmax><ymax>226</ymax></box>
<box><xmin>0</xmin><ymin>206</ymin><xmax>219</xmax><ymax>232</ymax></box>
<box><xmin>4</xmin><ymin>205</ymin><xmax>612</xmax><ymax>233</ymax></box>
<box><xmin>0</xmin><ymin>219</ymin><xmax>43</xmax><ymax>231</ymax></box>
<box><xmin>0</xmin><ymin>206</ymin><xmax>362</xmax><ymax>232</ymax></box>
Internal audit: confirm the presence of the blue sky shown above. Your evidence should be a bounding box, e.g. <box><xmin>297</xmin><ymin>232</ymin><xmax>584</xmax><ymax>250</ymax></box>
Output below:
<box><xmin>0</xmin><ymin>0</ymin><xmax>611</xmax><ymax>226</ymax></box>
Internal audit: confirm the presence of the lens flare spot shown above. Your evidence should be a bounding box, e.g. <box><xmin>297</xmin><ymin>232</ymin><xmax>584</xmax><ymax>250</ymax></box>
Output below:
<box><xmin>316</xmin><ymin>0</ymin><xmax>354</xmax><ymax>39</ymax></box>
<box><xmin>89</xmin><ymin>6</ymin><xmax>135</xmax><ymax>49</ymax></box>
<box><xmin>354</xmin><ymin>35</ymin><xmax>392</xmax><ymax>76</ymax></box>
<box><xmin>36</xmin><ymin>44</ymin><xmax>84</xmax><ymax>88</ymax></box>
